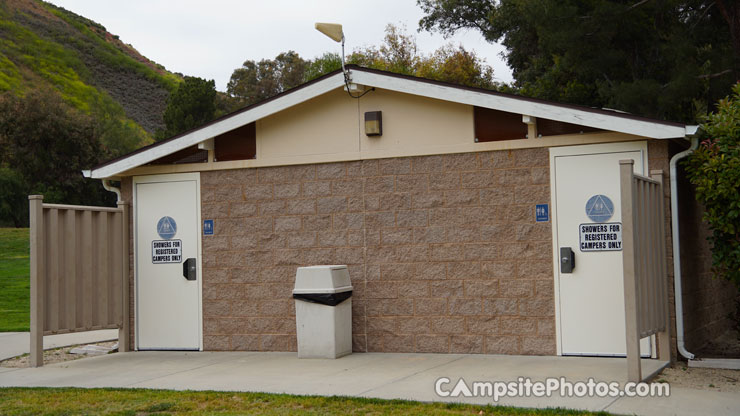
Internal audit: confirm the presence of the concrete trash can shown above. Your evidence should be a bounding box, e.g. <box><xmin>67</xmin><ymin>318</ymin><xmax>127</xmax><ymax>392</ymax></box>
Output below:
<box><xmin>293</xmin><ymin>265</ymin><xmax>352</xmax><ymax>358</ymax></box>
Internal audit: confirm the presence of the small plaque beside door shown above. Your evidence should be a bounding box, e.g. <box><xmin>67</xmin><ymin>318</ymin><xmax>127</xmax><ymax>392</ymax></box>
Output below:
<box><xmin>536</xmin><ymin>204</ymin><xmax>549</xmax><ymax>222</ymax></box>
<box><xmin>203</xmin><ymin>219</ymin><xmax>214</xmax><ymax>235</ymax></box>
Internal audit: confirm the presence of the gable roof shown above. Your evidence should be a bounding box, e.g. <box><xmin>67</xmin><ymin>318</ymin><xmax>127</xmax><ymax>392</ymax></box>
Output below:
<box><xmin>84</xmin><ymin>65</ymin><xmax>696</xmax><ymax>179</ymax></box>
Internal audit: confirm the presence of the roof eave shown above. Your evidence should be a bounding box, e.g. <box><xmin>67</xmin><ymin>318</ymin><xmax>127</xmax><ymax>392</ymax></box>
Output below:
<box><xmin>88</xmin><ymin>72</ymin><xmax>347</xmax><ymax>179</ymax></box>
<box><xmin>88</xmin><ymin>66</ymin><xmax>692</xmax><ymax>179</ymax></box>
<box><xmin>685</xmin><ymin>125</ymin><xmax>700</xmax><ymax>136</ymax></box>
<box><xmin>350</xmin><ymin>70</ymin><xmax>688</xmax><ymax>140</ymax></box>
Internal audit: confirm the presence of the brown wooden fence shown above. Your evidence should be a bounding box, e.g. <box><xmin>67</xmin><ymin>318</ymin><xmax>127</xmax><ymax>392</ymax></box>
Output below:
<box><xmin>619</xmin><ymin>161</ymin><xmax>671</xmax><ymax>382</ymax></box>
<box><xmin>28</xmin><ymin>195</ymin><xmax>129</xmax><ymax>367</ymax></box>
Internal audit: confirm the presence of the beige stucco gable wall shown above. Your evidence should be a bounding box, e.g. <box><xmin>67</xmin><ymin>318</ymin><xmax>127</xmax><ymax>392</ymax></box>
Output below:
<box><xmin>357</xmin><ymin>88</ymin><xmax>474</xmax><ymax>155</ymax></box>
<box><xmin>123</xmin><ymin>88</ymin><xmax>650</xmax><ymax>178</ymax></box>
<box><xmin>257</xmin><ymin>89</ymin><xmax>360</xmax><ymax>160</ymax></box>
<box><xmin>256</xmin><ymin>87</ymin><xmax>475</xmax><ymax>162</ymax></box>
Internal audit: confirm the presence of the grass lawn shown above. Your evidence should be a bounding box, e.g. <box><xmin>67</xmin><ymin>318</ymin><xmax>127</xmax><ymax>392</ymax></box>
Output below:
<box><xmin>0</xmin><ymin>228</ymin><xmax>30</xmax><ymax>332</ymax></box>
<box><xmin>0</xmin><ymin>388</ymin><xmax>610</xmax><ymax>415</ymax></box>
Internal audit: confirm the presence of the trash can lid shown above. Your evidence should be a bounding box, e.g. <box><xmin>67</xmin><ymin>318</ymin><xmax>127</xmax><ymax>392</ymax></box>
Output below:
<box><xmin>293</xmin><ymin>265</ymin><xmax>353</xmax><ymax>294</ymax></box>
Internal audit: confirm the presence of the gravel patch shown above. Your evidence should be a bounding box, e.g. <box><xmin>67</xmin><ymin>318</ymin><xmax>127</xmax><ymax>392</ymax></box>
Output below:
<box><xmin>0</xmin><ymin>341</ymin><xmax>117</xmax><ymax>368</ymax></box>
<box><xmin>656</xmin><ymin>363</ymin><xmax>740</xmax><ymax>392</ymax></box>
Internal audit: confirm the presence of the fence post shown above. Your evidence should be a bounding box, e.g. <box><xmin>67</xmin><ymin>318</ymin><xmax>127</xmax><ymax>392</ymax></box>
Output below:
<box><xmin>118</xmin><ymin>201</ymin><xmax>130</xmax><ymax>352</ymax></box>
<box><xmin>29</xmin><ymin>195</ymin><xmax>45</xmax><ymax>367</ymax></box>
<box><xmin>651</xmin><ymin>170</ymin><xmax>671</xmax><ymax>362</ymax></box>
<box><xmin>620</xmin><ymin>161</ymin><xmax>642</xmax><ymax>382</ymax></box>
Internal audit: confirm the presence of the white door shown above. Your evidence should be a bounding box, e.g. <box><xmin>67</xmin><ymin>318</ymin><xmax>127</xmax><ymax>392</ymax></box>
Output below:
<box><xmin>134</xmin><ymin>173</ymin><xmax>201</xmax><ymax>350</ymax></box>
<box><xmin>551</xmin><ymin>143</ymin><xmax>651</xmax><ymax>356</ymax></box>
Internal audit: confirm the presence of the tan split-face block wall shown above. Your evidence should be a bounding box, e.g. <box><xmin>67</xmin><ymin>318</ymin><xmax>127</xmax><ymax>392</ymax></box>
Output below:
<box><xmin>121</xmin><ymin>140</ymin><xmax>738</xmax><ymax>358</ymax></box>
<box><xmin>197</xmin><ymin>149</ymin><xmax>555</xmax><ymax>354</ymax></box>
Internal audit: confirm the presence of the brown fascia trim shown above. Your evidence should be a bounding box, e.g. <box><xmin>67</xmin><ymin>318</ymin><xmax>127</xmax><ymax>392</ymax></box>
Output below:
<box><xmin>92</xmin><ymin>65</ymin><xmax>686</xmax><ymax>172</ymax></box>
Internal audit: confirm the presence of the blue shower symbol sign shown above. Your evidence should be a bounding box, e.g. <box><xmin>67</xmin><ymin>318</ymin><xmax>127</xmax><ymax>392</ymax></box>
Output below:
<box><xmin>585</xmin><ymin>195</ymin><xmax>614</xmax><ymax>223</ymax></box>
<box><xmin>157</xmin><ymin>216</ymin><xmax>177</xmax><ymax>239</ymax></box>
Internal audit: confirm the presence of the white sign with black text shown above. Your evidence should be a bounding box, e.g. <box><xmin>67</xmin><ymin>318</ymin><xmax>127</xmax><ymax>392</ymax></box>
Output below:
<box><xmin>152</xmin><ymin>239</ymin><xmax>182</xmax><ymax>263</ymax></box>
<box><xmin>579</xmin><ymin>223</ymin><xmax>622</xmax><ymax>252</ymax></box>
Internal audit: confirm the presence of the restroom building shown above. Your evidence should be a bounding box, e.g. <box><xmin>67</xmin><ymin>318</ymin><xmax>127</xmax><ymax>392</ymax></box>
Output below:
<box><xmin>84</xmin><ymin>65</ymin><xmax>736</xmax><ymax>359</ymax></box>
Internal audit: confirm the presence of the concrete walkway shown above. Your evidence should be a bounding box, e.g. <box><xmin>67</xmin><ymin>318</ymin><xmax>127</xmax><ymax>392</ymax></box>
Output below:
<box><xmin>0</xmin><ymin>329</ymin><xmax>119</xmax><ymax>361</ymax></box>
<box><xmin>1</xmin><ymin>351</ymin><xmax>738</xmax><ymax>415</ymax></box>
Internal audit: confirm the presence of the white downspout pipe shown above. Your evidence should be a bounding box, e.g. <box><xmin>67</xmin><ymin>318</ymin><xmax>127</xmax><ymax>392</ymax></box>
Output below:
<box><xmin>102</xmin><ymin>179</ymin><xmax>122</xmax><ymax>203</ymax></box>
<box><xmin>670</xmin><ymin>135</ymin><xmax>699</xmax><ymax>360</ymax></box>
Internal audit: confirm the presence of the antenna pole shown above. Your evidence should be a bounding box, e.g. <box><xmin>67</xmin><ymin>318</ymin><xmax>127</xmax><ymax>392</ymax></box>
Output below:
<box><xmin>341</xmin><ymin>35</ymin><xmax>349</xmax><ymax>83</ymax></box>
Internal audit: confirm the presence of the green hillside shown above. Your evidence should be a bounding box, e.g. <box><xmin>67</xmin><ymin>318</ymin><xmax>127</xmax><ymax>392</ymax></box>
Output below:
<box><xmin>0</xmin><ymin>0</ymin><xmax>181</xmax><ymax>154</ymax></box>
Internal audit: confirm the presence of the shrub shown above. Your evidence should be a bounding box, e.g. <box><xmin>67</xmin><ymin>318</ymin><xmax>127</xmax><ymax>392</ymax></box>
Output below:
<box><xmin>685</xmin><ymin>83</ymin><xmax>740</xmax><ymax>288</ymax></box>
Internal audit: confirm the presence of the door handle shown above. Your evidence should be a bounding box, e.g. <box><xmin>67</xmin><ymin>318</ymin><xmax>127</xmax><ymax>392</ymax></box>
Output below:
<box><xmin>560</xmin><ymin>247</ymin><xmax>575</xmax><ymax>273</ymax></box>
<box><xmin>183</xmin><ymin>258</ymin><xmax>197</xmax><ymax>281</ymax></box>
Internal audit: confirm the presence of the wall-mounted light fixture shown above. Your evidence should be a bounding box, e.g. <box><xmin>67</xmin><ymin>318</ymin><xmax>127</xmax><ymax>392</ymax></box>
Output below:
<box><xmin>365</xmin><ymin>111</ymin><xmax>382</xmax><ymax>136</ymax></box>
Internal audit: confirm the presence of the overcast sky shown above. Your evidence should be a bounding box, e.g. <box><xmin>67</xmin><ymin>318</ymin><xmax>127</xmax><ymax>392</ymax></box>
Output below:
<box><xmin>47</xmin><ymin>0</ymin><xmax>513</xmax><ymax>92</ymax></box>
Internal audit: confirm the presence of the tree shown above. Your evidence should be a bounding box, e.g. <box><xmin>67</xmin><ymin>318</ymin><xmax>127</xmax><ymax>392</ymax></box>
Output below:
<box><xmin>418</xmin><ymin>44</ymin><xmax>495</xmax><ymax>89</ymax></box>
<box><xmin>158</xmin><ymin>76</ymin><xmax>217</xmax><ymax>140</ymax></box>
<box><xmin>418</xmin><ymin>0</ymin><xmax>738</xmax><ymax>123</ymax></box>
<box><xmin>232</xmin><ymin>25</ymin><xmax>496</xmax><ymax>105</ymax></box>
<box><xmin>227</xmin><ymin>51</ymin><xmax>307</xmax><ymax>107</ymax></box>
<box><xmin>304</xmin><ymin>52</ymin><xmax>343</xmax><ymax>82</ymax></box>
<box><xmin>0</xmin><ymin>89</ymin><xmax>114</xmax><ymax>226</ymax></box>
<box><xmin>306</xmin><ymin>24</ymin><xmax>496</xmax><ymax>89</ymax></box>
<box><xmin>685</xmin><ymin>83</ymin><xmax>740</xmax><ymax>289</ymax></box>
<box><xmin>715</xmin><ymin>1</ymin><xmax>740</xmax><ymax>72</ymax></box>
<box><xmin>350</xmin><ymin>24</ymin><xmax>421</xmax><ymax>75</ymax></box>
<box><xmin>0</xmin><ymin>167</ymin><xmax>27</xmax><ymax>227</ymax></box>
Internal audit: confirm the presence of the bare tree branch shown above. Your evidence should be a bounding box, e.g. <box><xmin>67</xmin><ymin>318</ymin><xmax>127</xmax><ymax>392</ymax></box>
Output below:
<box><xmin>627</xmin><ymin>0</ymin><xmax>652</xmax><ymax>12</ymax></box>
<box><xmin>697</xmin><ymin>69</ymin><xmax>733</xmax><ymax>80</ymax></box>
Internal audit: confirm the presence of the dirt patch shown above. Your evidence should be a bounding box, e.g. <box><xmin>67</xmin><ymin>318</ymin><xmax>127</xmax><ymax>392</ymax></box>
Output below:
<box><xmin>0</xmin><ymin>341</ymin><xmax>117</xmax><ymax>368</ymax></box>
<box><xmin>694</xmin><ymin>329</ymin><xmax>740</xmax><ymax>359</ymax></box>
<box><xmin>656</xmin><ymin>363</ymin><xmax>740</xmax><ymax>392</ymax></box>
